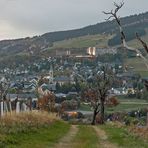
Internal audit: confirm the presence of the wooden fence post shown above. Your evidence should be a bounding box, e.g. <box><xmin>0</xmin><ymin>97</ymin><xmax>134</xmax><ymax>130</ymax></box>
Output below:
<box><xmin>1</xmin><ymin>101</ymin><xmax>4</xmax><ymax>116</ymax></box>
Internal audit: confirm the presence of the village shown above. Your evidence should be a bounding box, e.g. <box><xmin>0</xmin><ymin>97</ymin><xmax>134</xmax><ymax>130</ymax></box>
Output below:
<box><xmin>0</xmin><ymin>46</ymin><xmax>147</xmax><ymax>126</ymax></box>
<box><xmin>0</xmin><ymin>0</ymin><xmax>148</xmax><ymax>147</ymax></box>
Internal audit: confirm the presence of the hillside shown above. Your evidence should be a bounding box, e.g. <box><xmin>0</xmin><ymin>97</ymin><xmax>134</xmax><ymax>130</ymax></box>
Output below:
<box><xmin>1</xmin><ymin>112</ymin><xmax>148</xmax><ymax>148</ymax></box>
<box><xmin>0</xmin><ymin>12</ymin><xmax>148</xmax><ymax>67</ymax></box>
<box><xmin>49</xmin><ymin>34</ymin><xmax>112</xmax><ymax>50</ymax></box>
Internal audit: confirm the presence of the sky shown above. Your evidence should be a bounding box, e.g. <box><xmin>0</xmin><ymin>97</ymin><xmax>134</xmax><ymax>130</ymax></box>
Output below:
<box><xmin>0</xmin><ymin>0</ymin><xmax>148</xmax><ymax>40</ymax></box>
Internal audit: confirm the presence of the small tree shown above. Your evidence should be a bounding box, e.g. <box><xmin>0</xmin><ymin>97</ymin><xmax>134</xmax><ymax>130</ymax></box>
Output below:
<box><xmin>37</xmin><ymin>92</ymin><xmax>55</xmax><ymax>112</ymax></box>
<box><xmin>86</xmin><ymin>66</ymin><xmax>113</xmax><ymax>125</ymax></box>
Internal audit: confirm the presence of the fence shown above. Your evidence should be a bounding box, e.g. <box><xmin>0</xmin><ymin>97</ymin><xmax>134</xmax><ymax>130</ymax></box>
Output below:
<box><xmin>0</xmin><ymin>99</ymin><xmax>37</xmax><ymax>116</ymax></box>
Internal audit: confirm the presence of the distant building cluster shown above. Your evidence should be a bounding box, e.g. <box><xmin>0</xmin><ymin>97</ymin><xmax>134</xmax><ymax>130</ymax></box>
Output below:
<box><xmin>96</xmin><ymin>48</ymin><xmax>117</xmax><ymax>55</ymax></box>
<box><xmin>56</xmin><ymin>50</ymin><xmax>71</xmax><ymax>56</ymax></box>
<box><xmin>55</xmin><ymin>47</ymin><xmax>117</xmax><ymax>59</ymax></box>
<box><xmin>87</xmin><ymin>47</ymin><xmax>117</xmax><ymax>56</ymax></box>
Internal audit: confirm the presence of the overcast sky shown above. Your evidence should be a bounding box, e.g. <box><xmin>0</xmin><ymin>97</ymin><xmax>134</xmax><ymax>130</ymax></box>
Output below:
<box><xmin>0</xmin><ymin>0</ymin><xmax>147</xmax><ymax>40</ymax></box>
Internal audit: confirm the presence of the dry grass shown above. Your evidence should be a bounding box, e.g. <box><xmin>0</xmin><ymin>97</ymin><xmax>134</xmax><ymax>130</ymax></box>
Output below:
<box><xmin>0</xmin><ymin>111</ymin><xmax>59</xmax><ymax>134</ymax></box>
<box><xmin>129</xmin><ymin>126</ymin><xmax>148</xmax><ymax>141</ymax></box>
<box><xmin>0</xmin><ymin>112</ymin><xmax>70</xmax><ymax>147</ymax></box>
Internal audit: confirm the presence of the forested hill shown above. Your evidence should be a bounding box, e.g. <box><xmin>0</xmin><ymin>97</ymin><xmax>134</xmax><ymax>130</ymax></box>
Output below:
<box><xmin>42</xmin><ymin>12</ymin><xmax>148</xmax><ymax>42</ymax></box>
<box><xmin>0</xmin><ymin>11</ymin><xmax>148</xmax><ymax>56</ymax></box>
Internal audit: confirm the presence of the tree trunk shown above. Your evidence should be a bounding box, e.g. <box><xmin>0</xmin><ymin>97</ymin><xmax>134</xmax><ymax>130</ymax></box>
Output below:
<box><xmin>100</xmin><ymin>100</ymin><xmax>105</xmax><ymax>124</ymax></box>
<box><xmin>91</xmin><ymin>110</ymin><xmax>97</xmax><ymax>125</ymax></box>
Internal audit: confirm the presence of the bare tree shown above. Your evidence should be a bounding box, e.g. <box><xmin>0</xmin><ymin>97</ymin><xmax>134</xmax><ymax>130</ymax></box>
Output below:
<box><xmin>85</xmin><ymin>66</ymin><xmax>113</xmax><ymax>125</ymax></box>
<box><xmin>103</xmin><ymin>1</ymin><xmax>148</xmax><ymax>69</ymax></box>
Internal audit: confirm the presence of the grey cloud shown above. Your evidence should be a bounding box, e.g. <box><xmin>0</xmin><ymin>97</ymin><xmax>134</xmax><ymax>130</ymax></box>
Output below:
<box><xmin>0</xmin><ymin>0</ymin><xmax>148</xmax><ymax>39</ymax></box>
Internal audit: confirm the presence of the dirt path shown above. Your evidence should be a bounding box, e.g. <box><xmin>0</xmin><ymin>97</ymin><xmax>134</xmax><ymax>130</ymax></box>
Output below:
<box><xmin>93</xmin><ymin>126</ymin><xmax>117</xmax><ymax>148</ymax></box>
<box><xmin>54</xmin><ymin>125</ymin><xmax>78</xmax><ymax>148</ymax></box>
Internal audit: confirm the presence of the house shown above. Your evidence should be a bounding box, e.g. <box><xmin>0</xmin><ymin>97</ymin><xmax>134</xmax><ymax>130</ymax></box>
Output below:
<box><xmin>109</xmin><ymin>87</ymin><xmax>128</xmax><ymax>95</ymax></box>
<box><xmin>6</xmin><ymin>93</ymin><xmax>37</xmax><ymax>101</ymax></box>
<box><xmin>96</xmin><ymin>48</ymin><xmax>117</xmax><ymax>55</ymax></box>
<box><xmin>54</xmin><ymin>76</ymin><xmax>75</xmax><ymax>86</ymax></box>
<box><xmin>40</xmin><ymin>83</ymin><xmax>56</xmax><ymax>91</ymax></box>
<box><xmin>56</xmin><ymin>50</ymin><xmax>71</xmax><ymax>56</ymax></box>
<box><xmin>55</xmin><ymin>93</ymin><xmax>67</xmax><ymax>103</ymax></box>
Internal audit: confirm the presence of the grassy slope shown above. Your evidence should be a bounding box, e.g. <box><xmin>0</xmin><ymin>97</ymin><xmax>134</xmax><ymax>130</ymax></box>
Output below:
<box><xmin>0</xmin><ymin>112</ymin><xmax>70</xmax><ymax>148</ymax></box>
<box><xmin>115</xmin><ymin>31</ymin><xmax>148</xmax><ymax>77</ymax></box>
<box><xmin>127</xmin><ymin>28</ymin><xmax>148</xmax><ymax>49</ymax></box>
<box><xmin>48</xmin><ymin>30</ymin><xmax>148</xmax><ymax>50</ymax></box>
<box><xmin>125</xmin><ymin>57</ymin><xmax>148</xmax><ymax>77</ymax></box>
<box><xmin>49</xmin><ymin>30</ymin><xmax>148</xmax><ymax>76</ymax></box>
<box><xmin>49</xmin><ymin>34</ymin><xmax>112</xmax><ymax>50</ymax></box>
<box><xmin>4</xmin><ymin>120</ymin><xmax>70</xmax><ymax>148</ymax></box>
<box><xmin>101</xmin><ymin>124</ymin><xmax>148</xmax><ymax>148</ymax></box>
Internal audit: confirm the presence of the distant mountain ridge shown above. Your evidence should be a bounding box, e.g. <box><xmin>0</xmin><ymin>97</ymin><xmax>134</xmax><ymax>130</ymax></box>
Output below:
<box><xmin>0</xmin><ymin>12</ymin><xmax>148</xmax><ymax>57</ymax></box>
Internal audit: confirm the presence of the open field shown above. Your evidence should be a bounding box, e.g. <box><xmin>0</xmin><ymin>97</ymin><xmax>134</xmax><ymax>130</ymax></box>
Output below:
<box><xmin>125</xmin><ymin>57</ymin><xmax>148</xmax><ymax>77</ymax></box>
<box><xmin>107</xmin><ymin>96</ymin><xmax>148</xmax><ymax>113</ymax></box>
<box><xmin>48</xmin><ymin>32</ymin><xmax>148</xmax><ymax>51</ymax></box>
<box><xmin>107</xmin><ymin>103</ymin><xmax>148</xmax><ymax>113</ymax></box>
<box><xmin>80</xmin><ymin>102</ymin><xmax>148</xmax><ymax>113</ymax></box>
<box><xmin>127</xmin><ymin>33</ymin><xmax>148</xmax><ymax>49</ymax></box>
<box><xmin>49</xmin><ymin>34</ymin><xmax>111</xmax><ymax>50</ymax></box>
<box><xmin>79</xmin><ymin>97</ymin><xmax>148</xmax><ymax>113</ymax></box>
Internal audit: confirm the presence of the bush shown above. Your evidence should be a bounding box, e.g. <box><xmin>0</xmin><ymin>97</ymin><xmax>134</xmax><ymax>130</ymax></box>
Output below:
<box><xmin>106</xmin><ymin>96</ymin><xmax>119</xmax><ymax>107</ymax></box>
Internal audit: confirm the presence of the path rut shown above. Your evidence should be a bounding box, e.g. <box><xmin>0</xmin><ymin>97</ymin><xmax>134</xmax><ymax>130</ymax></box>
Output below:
<box><xmin>93</xmin><ymin>126</ymin><xmax>117</xmax><ymax>148</ymax></box>
<box><xmin>54</xmin><ymin>125</ymin><xmax>78</xmax><ymax>148</ymax></box>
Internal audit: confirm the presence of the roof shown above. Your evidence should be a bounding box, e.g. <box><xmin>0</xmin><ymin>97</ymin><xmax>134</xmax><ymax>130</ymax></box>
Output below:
<box><xmin>6</xmin><ymin>93</ymin><xmax>37</xmax><ymax>100</ymax></box>
<box><xmin>41</xmin><ymin>83</ymin><xmax>56</xmax><ymax>91</ymax></box>
<box><xmin>54</xmin><ymin>76</ymin><xmax>73</xmax><ymax>82</ymax></box>
<box><xmin>55</xmin><ymin>93</ymin><xmax>67</xmax><ymax>98</ymax></box>
<box><xmin>68</xmin><ymin>92</ymin><xmax>78</xmax><ymax>95</ymax></box>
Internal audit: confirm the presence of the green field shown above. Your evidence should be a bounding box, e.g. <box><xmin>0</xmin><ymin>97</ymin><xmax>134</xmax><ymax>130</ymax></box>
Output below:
<box><xmin>80</xmin><ymin>97</ymin><xmax>148</xmax><ymax>113</ymax></box>
<box><xmin>107</xmin><ymin>103</ymin><xmax>148</xmax><ymax>113</ymax></box>
<box><xmin>3</xmin><ymin>120</ymin><xmax>70</xmax><ymax>148</ymax></box>
<box><xmin>125</xmin><ymin>57</ymin><xmax>148</xmax><ymax>77</ymax></box>
<box><xmin>49</xmin><ymin>34</ymin><xmax>112</xmax><ymax>50</ymax></box>
<box><xmin>127</xmin><ymin>31</ymin><xmax>148</xmax><ymax>49</ymax></box>
<box><xmin>48</xmin><ymin>31</ymin><xmax>148</xmax><ymax>50</ymax></box>
<box><xmin>107</xmin><ymin>96</ymin><xmax>148</xmax><ymax>113</ymax></box>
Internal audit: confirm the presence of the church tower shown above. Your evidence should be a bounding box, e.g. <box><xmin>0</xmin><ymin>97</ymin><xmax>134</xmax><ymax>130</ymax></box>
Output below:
<box><xmin>49</xmin><ymin>64</ymin><xmax>53</xmax><ymax>83</ymax></box>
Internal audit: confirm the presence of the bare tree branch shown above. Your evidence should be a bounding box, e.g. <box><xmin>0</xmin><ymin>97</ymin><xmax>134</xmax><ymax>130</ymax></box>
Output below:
<box><xmin>114</xmin><ymin>1</ymin><xmax>124</xmax><ymax>14</ymax></box>
<box><xmin>105</xmin><ymin>15</ymin><xmax>114</xmax><ymax>21</ymax></box>
<box><xmin>136</xmin><ymin>32</ymin><xmax>148</xmax><ymax>53</ymax></box>
<box><xmin>103</xmin><ymin>1</ymin><xmax>148</xmax><ymax>69</ymax></box>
